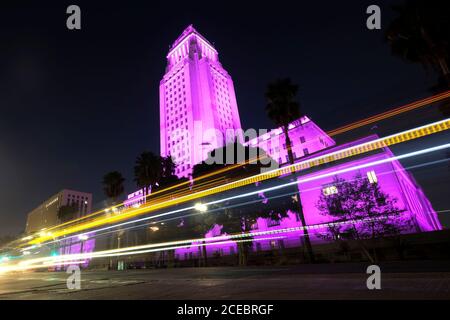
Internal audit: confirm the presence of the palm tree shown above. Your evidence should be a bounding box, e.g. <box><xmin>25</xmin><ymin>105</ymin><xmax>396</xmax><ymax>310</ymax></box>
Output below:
<box><xmin>102</xmin><ymin>171</ymin><xmax>125</xmax><ymax>203</ymax></box>
<box><xmin>134</xmin><ymin>151</ymin><xmax>162</xmax><ymax>197</ymax></box>
<box><xmin>385</xmin><ymin>0</ymin><xmax>450</xmax><ymax>87</ymax></box>
<box><xmin>102</xmin><ymin>171</ymin><xmax>126</xmax><ymax>268</ymax></box>
<box><xmin>161</xmin><ymin>155</ymin><xmax>177</xmax><ymax>178</ymax></box>
<box><xmin>265</xmin><ymin>78</ymin><xmax>315</xmax><ymax>262</ymax></box>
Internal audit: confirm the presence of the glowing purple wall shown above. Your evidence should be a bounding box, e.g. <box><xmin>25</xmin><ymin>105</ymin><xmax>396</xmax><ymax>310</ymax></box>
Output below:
<box><xmin>124</xmin><ymin>188</ymin><xmax>149</xmax><ymax>208</ymax></box>
<box><xmin>246</xmin><ymin>116</ymin><xmax>336</xmax><ymax>164</ymax></box>
<box><xmin>175</xmin><ymin>135</ymin><xmax>441</xmax><ymax>259</ymax></box>
<box><xmin>57</xmin><ymin>236</ymin><xmax>96</xmax><ymax>269</ymax></box>
<box><xmin>160</xmin><ymin>25</ymin><xmax>242</xmax><ymax>178</ymax></box>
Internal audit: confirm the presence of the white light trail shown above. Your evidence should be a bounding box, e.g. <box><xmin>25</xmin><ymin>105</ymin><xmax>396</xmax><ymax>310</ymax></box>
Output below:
<box><xmin>24</xmin><ymin>118</ymin><xmax>450</xmax><ymax>246</ymax></box>
<box><xmin>28</xmin><ymin>142</ymin><xmax>450</xmax><ymax>251</ymax></box>
<box><xmin>0</xmin><ymin>236</ymin><xmax>286</xmax><ymax>273</ymax></box>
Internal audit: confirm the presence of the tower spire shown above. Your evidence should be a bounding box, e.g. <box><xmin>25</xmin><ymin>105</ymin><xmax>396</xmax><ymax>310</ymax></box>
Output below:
<box><xmin>160</xmin><ymin>26</ymin><xmax>242</xmax><ymax>177</ymax></box>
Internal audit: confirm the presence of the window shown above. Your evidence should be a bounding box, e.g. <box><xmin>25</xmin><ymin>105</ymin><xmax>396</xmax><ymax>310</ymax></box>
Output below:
<box><xmin>300</xmin><ymin>136</ymin><xmax>306</xmax><ymax>143</ymax></box>
<box><xmin>303</xmin><ymin>148</ymin><xmax>309</xmax><ymax>156</ymax></box>
<box><xmin>367</xmin><ymin>170</ymin><xmax>378</xmax><ymax>184</ymax></box>
<box><xmin>267</xmin><ymin>219</ymin><xmax>281</xmax><ymax>227</ymax></box>
<box><xmin>323</xmin><ymin>186</ymin><xmax>338</xmax><ymax>196</ymax></box>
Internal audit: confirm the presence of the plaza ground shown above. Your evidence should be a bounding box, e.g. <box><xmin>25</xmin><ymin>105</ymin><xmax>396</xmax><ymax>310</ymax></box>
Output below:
<box><xmin>0</xmin><ymin>261</ymin><xmax>449</xmax><ymax>299</ymax></box>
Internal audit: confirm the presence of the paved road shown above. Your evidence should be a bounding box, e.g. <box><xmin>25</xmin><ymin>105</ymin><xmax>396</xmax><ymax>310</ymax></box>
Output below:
<box><xmin>0</xmin><ymin>262</ymin><xmax>449</xmax><ymax>299</ymax></box>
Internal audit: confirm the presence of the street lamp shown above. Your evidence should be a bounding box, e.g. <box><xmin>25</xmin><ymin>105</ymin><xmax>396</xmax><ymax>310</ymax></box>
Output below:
<box><xmin>194</xmin><ymin>203</ymin><xmax>208</xmax><ymax>213</ymax></box>
<box><xmin>78</xmin><ymin>234</ymin><xmax>89</xmax><ymax>241</ymax></box>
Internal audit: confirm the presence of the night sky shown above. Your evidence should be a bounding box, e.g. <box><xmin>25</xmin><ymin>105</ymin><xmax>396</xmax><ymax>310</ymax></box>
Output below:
<box><xmin>0</xmin><ymin>1</ymin><xmax>443</xmax><ymax>236</ymax></box>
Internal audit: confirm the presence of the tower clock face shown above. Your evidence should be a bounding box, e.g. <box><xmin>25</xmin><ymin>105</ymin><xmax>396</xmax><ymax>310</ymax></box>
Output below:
<box><xmin>0</xmin><ymin>1</ymin><xmax>449</xmax><ymax>302</ymax></box>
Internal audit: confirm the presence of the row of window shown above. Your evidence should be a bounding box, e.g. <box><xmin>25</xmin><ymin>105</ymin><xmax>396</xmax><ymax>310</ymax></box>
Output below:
<box><xmin>322</xmin><ymin>171</ymin><xmax>378</xmax><ymax>197</ymax></box>
<box><xmin>275</xmin><ymin>148</ymin><xmax>309</xmax><ymax>164</ymax></box>
<box><xmin>164</xmin><ymin>71</ymin><xmax>185</xmax><ymax>90</ymax></box>
<box><xmin>175</xmin><ymin>163</ymin><xmax>191</xmax><ymax>175</ymax></box>
<box><xmin>165</xmin><ymin>70</ymin><xmax>189</xmax><ymax>172</ymax></box>
<box><xmin>213</xmin><ymin>69</ymin><xmax>233</xmax><ymax>130</ymax></box>
<box><xmin>175</xmin><ymin>240</ymin><xmax>288</xmax><ymax>260</ymax></box>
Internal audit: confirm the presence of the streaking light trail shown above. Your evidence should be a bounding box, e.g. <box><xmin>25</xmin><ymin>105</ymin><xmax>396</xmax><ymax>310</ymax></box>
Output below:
<box><xmin>26</xmin><ymin>119</ymin><xmax>450</xmax><ymax>245</ymax></box>
<box><xmin>327</xmin><ymin>91</ymin><xmax>450</xmax><ymax>136</ymax></box>
<box><xmin>0</xmin><ymin>236</ymin><xmax>286</xmax><ymax>274</ymax></box>
<box><xmin>41</xmin><ymin>155</ymin><xmax>450</xmax><ymax>247</ymax></box>
<box><xmin>7</xmin><ymin>141</ymin><xmax>449</xmax><ymax>270</ymax></box>
<box><xmin>16</xmin><ymin>93</ymin><xmax>448</xmax><ymax>246</ymax></box>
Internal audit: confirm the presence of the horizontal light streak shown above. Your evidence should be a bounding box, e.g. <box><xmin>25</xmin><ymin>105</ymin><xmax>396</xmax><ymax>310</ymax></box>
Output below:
<box><xmin>327</xmin><ymin>91</ymin><xmax>450</xmax><ymax>136</ymax></box>
<box><xmin>34</xmin><ymin>141</ymin><xmax>449</xmax><ymax>257</ymax></box>
<box><xmin>51</xmin><ymin>156</ymin><xmax>450</xmax><ymax>246</ymax></box>
<box><xmin>20</xmin><ymin>93</ymin><xmax>450</xmax><ymax>243</ymax></box>
<box><xmin>25</xmin><ymin>156</ymin><xmax>263</xmax><ymax>239</ymax></box>
<box><xmin>3</xmin><ymin>212</ymin><xmax>403</xmax><ymax>273</ymax></box>
<box><xmin>6</xmin><ymin>145</ymin><xmax>444</xmax><ymax>274</ymax></box>
<box><xmin>1</xmin><ymin>236</ymin><xmax>285</xmax><ymax>274</ymax></box>
<box><xmin>27</xmin><ymin>119</ymin><xmax>450</xmax><ymax>245</ymax></box>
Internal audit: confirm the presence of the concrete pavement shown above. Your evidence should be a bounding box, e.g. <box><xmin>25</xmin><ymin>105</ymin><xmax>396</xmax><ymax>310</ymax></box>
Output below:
<box><xmin>0</xmin><ymin>262</ymin><xmax>449</xmax><ymax>299</ymax></box>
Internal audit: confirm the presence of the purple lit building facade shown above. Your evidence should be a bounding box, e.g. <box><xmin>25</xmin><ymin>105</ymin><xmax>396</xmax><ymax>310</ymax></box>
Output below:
<box><xmin>155</xmin><ymin>26</ymin><xmax>442</xmax><ymax>260</ymax></box>
<box><xmin>160</xmin><ymin>25</ymin><xmax>242</xmax><ymax>178</ymax></box>
<box><xmin>245</xmin><ymin>116</ymin><xmax>335</xmax><ymax>163</ymax></box>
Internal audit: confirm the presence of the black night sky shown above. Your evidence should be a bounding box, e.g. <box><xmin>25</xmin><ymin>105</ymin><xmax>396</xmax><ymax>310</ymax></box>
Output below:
<box><xmin>0</xmin><ymin>1</ymin><xmax>444</xmax><ymax>235</ymax></box>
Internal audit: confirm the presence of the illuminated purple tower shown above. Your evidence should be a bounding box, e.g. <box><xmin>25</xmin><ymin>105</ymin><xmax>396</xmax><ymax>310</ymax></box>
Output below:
<box><xmin>160</xmin><ymin>25</ymin><xmax>242</xmax><ymax>177</ymax></box>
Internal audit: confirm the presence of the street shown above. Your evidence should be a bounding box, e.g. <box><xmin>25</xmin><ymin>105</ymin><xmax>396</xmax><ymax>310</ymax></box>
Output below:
<box><xmin>0</xmin><ymin>262</ymin><xmax>449</xmax><ymax>300</ymax></box>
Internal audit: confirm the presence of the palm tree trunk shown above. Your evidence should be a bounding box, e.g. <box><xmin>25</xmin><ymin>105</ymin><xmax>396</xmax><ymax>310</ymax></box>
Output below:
<box><xmin>237</xmin><ymin>242</ymin><xmax>245</xmax><ymax>266</ymax></box>
<box><xmin>168</xmin><ymin>250</ymin><xmax>175</xmax><ymax>268</ymax></box>
<box><xmin>202</xmin><ymin>241</ymin><xmax>208</xmax><ymax>267</ymax></box>
<box><xmin>437</xmin><ymin>58</ymin><xmax>450</xmax><ymax>86</ymax></box>
<box><xmin>283</xmin><ymin>126</ymin><xmax>315</xmax><ymax>263</ymax></box>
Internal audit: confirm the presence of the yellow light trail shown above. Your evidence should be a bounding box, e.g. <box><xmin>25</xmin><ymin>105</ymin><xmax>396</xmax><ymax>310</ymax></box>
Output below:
<box><xmin>3</xmin><ymin>142</ymin><xmax>449</xmax><ymax>274</ymax></box>
<box><xmin>3</xmin><ymin>206</ymin><xmax>410</xmax><ymax>274</ymax></box>
<box><xmin>18</xmin><ymin>92</ymin><xmax>449</xmax><ymax>245</ymax></box>
<box><xmin>24</xmin><ymin>156</ymin><xmax>269</xmax><ymax>237</ymax></box>
<box><xmin>27</xmin><ymin>118</ymin><xmax>450</xmax><ymax>245</ymax></box>
<box><xmin>31</xmin><ymin>142</ymin><xmax>450</xmax><ymax>250</ymax></box>
<box><xmin>1</xmin><ymin>236</ymin><xmax>286</xmax><ymax>274</ymax></box>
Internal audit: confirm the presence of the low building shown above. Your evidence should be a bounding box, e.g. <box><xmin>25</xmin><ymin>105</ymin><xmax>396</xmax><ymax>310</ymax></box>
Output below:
<box><xmin>25</xmin><ymin>189</ymin><xmax>92</xmax><ymax>234</ymax></box>
<box><xmin>175</xmin><ymin>129</ymin><xmax>442</xmax><ymax>261</ymax></box>
<box><xmin>246</xmin><ymin>116</ymin><xmax>335</xmax><ymax>164</ymax></box>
